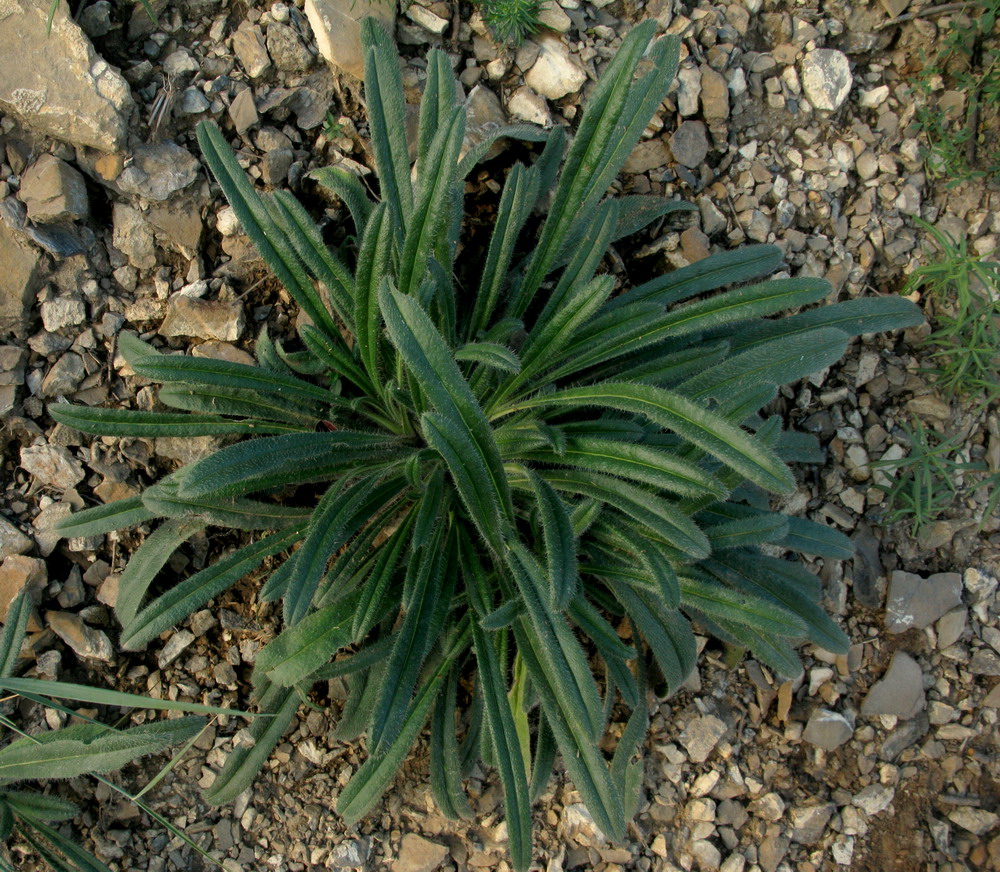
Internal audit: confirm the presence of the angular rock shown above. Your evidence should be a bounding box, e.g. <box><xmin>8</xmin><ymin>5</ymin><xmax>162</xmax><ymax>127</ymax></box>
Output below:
<box><xmin>406</xmin><ymin>4</ymin><xmax>449</xmax><ymax>34</ymax></box>
<box><xmin>670</xmin><ymin>120</ymin><xmax>710</xmax><ymax>168</ymax></box>
<box><xmin>19</xmin><ymin>155</ymin><xmax>89</xmax><ymax>223</ymax></box>
<box><xmin>885</xmin><ymin>570</ymin><xmax>963</xmax><ymax>633</ymax></box>
<box><xmin>266</xmin><ymin>22</ymin><xmax>312</xmax><ymax>72</ymax></box>
<box><xmin>148</xmin><ymin>199</ymin><xmax>204</xmax><ymax>258</ymax></box>
<box><xmin>0</xmin><ymin>218</ymin><xmax>45</xmax><ymax>335</ymax></box>
<box><xmin>624</xmin><ymin>138</ymin><xmax>671</xmax><ymax>174</ymax></box>
<box><xmin>229</xmin><ymin>86</ymin><xmax>259</xmax><ymax>136</ymax></box>
<box><xmin>879</xmin><ymin>712</ymin><xmax>929</xmax><ymax>760</ymax></box>
<box><xmin>947</xmin><ymin>807</ymin><xmax>998</xmax><ymax>837</ymax></box>
<box><xmin>861</xmin><ymin>651</ymin><xmax>925</xmax><ymax>719</ymax></box>
<box><xmin>19</xmin><ymin>444</ymin><xmax>85</xmax><ymax>489</ymax></box>
<box><xmin>507</xmin><ymin>85</ymin><xmax>550</xmax><ymax>126</ymax></box>
<box><xmin>40</xmin><ymin>351</ymin><xmax>86</xmax><ymax>397</ymax></box>
<box><xmin>46</xmin><ymin>610</ymin><xmax>114</xmax><ymax>662</ymax></box>
<box><xmin>0</xmin><ymin>516</ymin><xmax>32</xmax><ymax>561</ymax></box>
<box><xmin>524</xmin><ymin>36</ymin><xmax>586</xmax><ymax>100</ymax></box>
<box><xmin>935</xmin><ymin>607</ymin><xmax>967</xmax><ymax>649</ymax></box>
<box><xmin>117</xmin><ymin>142</ymin><xmax>200</xmax><ymax>202</ymax></box>
<box><xmin>41</xmin><ymin>296</ymin><xmax>87</xmax><ymax>333</ymax></box>
<box><xmin>700</xmin><ymin>66</ymin><xmax>729</xmax><ymax>121</ymax></box>
<box><xmin>679</xmin><ymin>714</ymin><xmax>727</xmax><ymax>763</ymax></box>
<box><xmin>676</xmin><ymin>64</ymin><xmax>702</xmax><ymax>117</ymax></box>
<box><xmin>801</xmin><ymin>49</ymin><xmax>852</xmax><ymax>111</ymax></box>
<box><xmin>561</xmin><ymin>802</ymin><xmax>606</xmax><ymax>844</ymax></box>
<box><xmin>789</xmin><ymin>803</ymin><xmax>835</xmax><ymax>845</ymax></box>
<box><xmin>158</xmin><ymin>629</ymin><xmax>196</xmax><ymax>668</ymax></box>
<box><xmin>232</xmin><ymin>24</ymin><xmax>272</xmax><ymax>78</ymax></box>
<box><xmin>160</xmin><ymin>295</ymin><xmax>246</xmax><ymax>342</ymax></box>
<box><xmin>0</xmin><ymin>0</ymin><xmax>133</xmax><ymax>151</ymax></box>
<box><xmin>463</xmin><ymin>84</ymin><xmax>507</xmax><ymax>160</ymax></box>
<box><xmin>802</xmin><ymin>708</ymin><xmax>854</xmax><ymax>750</ymax></box>
<box><xmin>750</xmin><ymin>792</ymin><xmax>785</xmax><ymax>822</ymax></box>
<box><xmin>329</xmin><ymin>838</ymin><xmax>371</xmax><ymax>868</ymax></box>
<box><xmin>0</xmin><ymin>554</ymin><xmax>46</xmax><ymax>620</ymax></box>
<box><xmin>392</xmin><ymin>834</ymin><xmax>449</xmax><ymax>872</ymax></box>
<box><xmin>112</xmin><ymin>203</ymin><xmax>157</xmax><ymax>269</ymax></box>
<box><xmin>305</xmin><ymin>0</ymin><xmax>396</xmax><ymax>80</ymax></box>
<box><xmin>852</xmin><ymin>784</ymin><xmax>895</xmax><ymax>816</ymax></box>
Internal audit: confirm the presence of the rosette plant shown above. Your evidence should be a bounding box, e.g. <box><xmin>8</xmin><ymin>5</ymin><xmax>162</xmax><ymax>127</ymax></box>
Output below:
<box><xmin>50</xmin><ymin>20</ymin><xmax>922</xmax><ymax>868</ymax></box>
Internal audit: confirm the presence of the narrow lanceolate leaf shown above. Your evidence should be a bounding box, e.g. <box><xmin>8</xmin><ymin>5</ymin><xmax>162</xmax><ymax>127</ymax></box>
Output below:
<box><xmin>511</xmin><ymin>617</ymin><xmax>626</xmax><ymax>842</ymax></box>
<box><xmin>129</xmin><ymin>353</ymin><xmax>335</xmax><ymax>406</ymax></box>
<box><xmin>0</xmin><ymin>791</ymin><xmax>78</xmax><ymax>822</ymax></box>
<box><xmin>141</xmin><ymin>483</ymin><xmax>309</xmax><ymax>531</ymax></box>
<box><xmin>679</xmin><ymin>572</ymin><xmax>808</xmax><ymax>639</ymax></box>
<box><xmin>361</xmin><ymin>17</ymin><xmax>413</xmax><ymax>231</ymax></box>
<box><xmin>197</xmin><ymin>122</ymin><xmax>339</xmax><ymax>337</ymax></box>
<box><xmin>0</xmin><ymin>718</ymin><xmax>204</xmax><ymax>782</ymax></box>
<box><xmin>506</xmin><ymin>543</ymin><xmax>605</xmax><ymax>743</ymax></box>
<box><xmin>417</xmin><ymin>49</ymin><xmax>458</xmax><ymax>165</ymax></box>
<box><xmin>552</xmin><ymin>277</ymin><xmax>833</xmax><ymax>381</ymax></box>
<box><xmin>508</xmin><ymin>382</ymin><xmax>796</xmax><ymax>495</ymax></box>
<box><xmin>53</xmin><ymin>495</ymin><xmax>156</xmax><ymax>539</ymax></box>
<box><xmin>354</xmin><ymin>207</ymin><xmax>394</xmax><ymax>387</ymax></box>
<box><xmin>457</xmin><ymin>124</ymin><xmax>550</xmax><ymax>177</ymax></box>
<box><xmin>468</xmin><ymin>162</ymin><xmax>538</xmax><ymax>341</ymax></box>
<box><xmin>0</xmin><ymin>593</ymin><xmax>31</xmax><ymax>678</ymax></box>
<box><xmin>398</xmin><ymin>105</ymin><xmax>465</xmax><ymax>297</ymax></box>
<box><xmin>254</xmin><ymin>591</ymin><xmax>361</xmax><ymax>686</ymax></box>
<box><xmin>352</xmin><ymin>513</ymin><xmax>414</xmax><ymax>641</ymax></box>
<box><xmin>455</xmin><ymin>342</ymin><xmax>522</xmax><ymax>374</ymax></box>
<box><xmin>284</xmin><ymin>474</ymin><xmax>404</xmax><ymax>626</ymax></box>
<box><xmin>430</xmin><ymin>664</ymin><xmax>473</xmax><ymax>821</ymax></box>
<box><xmin>526</xmin><ymin>472</ymin><xmax>579</xmax><ymax>610</ymax></box>
<box><xmin>727</xmin><ymin>295</ymin><xmax>924</xmax><ymax>353</ymax></box>
<box><xmin>471</xmin><ymin>621</ymin><xmax>533</xmax><ymax>872</ymax></box>
<box><xmin>369</xmin><ymin>528</ymin><xmax>447</xmax><ymax>755</ymax></box>
<box><xmin>517</xmin><ymin>436</ymin><xmax>727</xmax><ymax>500</ymax></box>
<box><xmin>205</xmin><ymin>680</ymin><xmax>299</xmax><ymax>805</ymax></box>
<box><xmin>541</xmin><ymin>469</ymin><xmax>710</xmax><ymax>559</ymax></box>
<box><xmin>175</xmin><ymin>431</ymin><xmax>402</xmax><ymax>499</ymax></box>
<box><xmin>338</xmin><ymin>624</ymin><xmax>471</xmax><ymax>824</ymax></box>
<box><xmin>612</xmin><ymin>584</ymin><xmax>696</xmax><ymax>695</ymax></box>
<box><xmin>115</xmin><ymin>519</ymin><xmax>206</xmax><ymax>627</ymax></box>
<box><xmin>778</xmin><ymin>517</ymin><xmax>854</xmax><ymax>559</ymax></box>
<box><xmin>677</xmin><ymin>329</ymin><xmax>850</xmax><ymax>414</ymax></box>
<box><xmin>47</xmin><ymin>405</ymin><xmax>292</xmax><ymax>437</ymax></box>
<box><xmin>299</xmin><ymin>323</ymin><xmax>374</xmax><ymax>392</ymax></box>
<box><xmin>157</xmin><ymin>383</ymin><xmax>320</xmax><ymax>427</ymax></box>
<box><xmin>309</xmin><ymin>166</ymin><xmax>374</xmax><ymax>234</ymax></box>
<box><xmin>381</xmin><ymin>287</ymin><xmax>512</xmax><ymax>544</ymax></box>
<box><xmin>120</xmin><ymin>526</ymin><xmax>304</xmax><ymax>650</ymax></box>
<box><xmin>513</xmin><ymin>22</ymin><xmax>674</xmax><ymax>315</ymax></box>
<box><xmin>266</xmin><ymin>190</ymin><xmax>355</xmax><ymax>328</ymax></box>
<box><xmin>703</xmin><ymin>513</ymin><xmax>790</xmax><ymax>552</ymax></box>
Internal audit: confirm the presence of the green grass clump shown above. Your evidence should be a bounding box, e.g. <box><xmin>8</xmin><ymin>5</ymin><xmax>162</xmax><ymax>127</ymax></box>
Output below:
<box><xmin>48</xmin><ymin>19</ymin><xmax>922</xmax><ymax>869</ymax></box>
<box><xmin>478</xmin><ymin>0</ymin><xmax>542</xmax><ymax>44</ymax></box>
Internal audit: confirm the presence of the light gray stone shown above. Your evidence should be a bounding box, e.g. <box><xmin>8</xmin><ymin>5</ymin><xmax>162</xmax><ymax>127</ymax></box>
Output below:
<box><xmin>266</xmin><ymin>22</ymin><xmax>312</xmax><ymax>72</ymax></box>
<box><xmin>801</xmin><ymin>49</ymin><xmax>853</xmax><ymax>111</ymax></box>
<box><xmin>700</xmin><ymin>65</ymin><xmax>729</xmax><ymax>121</ymax></box>
<box><xmin>231</xmin><ymin>24</ymin><xmax>272</xmax><ymax>78</ymax></box>
<box><xmin>19</xmin><ymin>155</ymin><xmax>88</xmax><ymax>223</ymax></box>
<box><xmin>670</xmin><ymin>120</ymin><xmax>710</xmax><ymax>168</ymax></box>
<box><xmin>158</xmin><ymin>629</ymin><xmax>196</xmax><ymax>668</ymax></box>
<box><xmin>0</xmin><ymin>0</ymin><xmax>133</xmax><ymax>151</ymax></box>
<box><xmin>305</xmin><ymin>0</ymin><xmax>396</xmax><ymax>80</ymax></box>
<box><xmin>561</xmin><ymin>802</ymin><xmax>606</xmax><ymax>844</ymax></box>
<box><xmin>537</xmin><ymin>0</ymin><xmax>571</xmax><ymax>32</ymax></box>
<box><xmin>160</xmin><ymin>295</ymin><xmax>246</xmax><ymax>341</ymax></box>
<box><xmin>47</xmin><ymin>610</ymin><xmax>114</xmax><ymax>662</ymax></box>
<box><xmin>852</xmin><ymin>784</ymin><xmax>895</xmax><ymax>816</ymax></box>
<box><xmin>947</xmin><ymin>807</ymin><xmax>998</xmax><ymax>836</ymax></box>
<box><xmin>679</xmin><ymin>714</ymin><xmax>727</xmax><ymax>763</ymax></box>
<box><xmin>935</xmin><ymin>607</ymin><xmax>967</xmax><ymax>649</ymax></box>
<box><xmin>329</xmin><ymin>837</ymin><xmax>371</xmax><ymax>868</ymax></box>
<box><xmin>507</xmin><ymin>86</ymin><xmax>550</xmax><ymax>126</ymax></box>
<box><xmin>676</xmin><ymin>64</ymin><xmax>702</xmax><ymax>117</ymax></box>
<box><xmin>789</xmin><ymin>803</ymin><xmax>835</xmax><ymax>845</ymax></box>
<box><xmin>112</xmin><ymin>203</ymin><xmax>157</xmax><ymax>269</ymax></box>
<box><xmin>861</xmin><ymin>651</ymin><xmax>925</xmax><ymax>719</ymax></box>
<box><xmin>19</xmin><ymin>444</ymin><xmax>85</xmax><ymax>489</ymax></box>
<box><xmin>524</xmin><ymin>36</ymin><xmax>586</xmax><ymax>100</ymax></box>
<box><xmin>406</xmin><ymin>4</ymin><xmax>449</xmax><ymax>34</ymax></box>
<box><xmin>885</xmin><ymin>570</ymin><xmax>963</xmax><ymax>633</ymax></box>
<box><xmin>392</xmin><ymin>834</ymin><xmax>449</xmax><ymax>872</ymax></box>
<box><xmin>802</xmin><ymin>708</ymin><xmax>854</xmax><ymax>750</ymax></box>
<box><xmin>41</xmin><ymin>296</ymin><xmax>87</xmax><ymax>332</ymax></box>
<box><xmin>0</xmin><ymin>516</ymin><xmax>32</xmax><ymax>561</ymax></box>
<box><xmin>117</xmin><ymin>142</ymin><xmax>200</xmax><ymax>201</ymax></box>
<box><xmin>0</xmin><ymin>554</ymin><xmax>46</xmax><ymax>620</ymax></box>
<box><xmin>229</xmin><ymin>87</ymin><xmax>258</xmax><ymax>135</ymax></box>
<box><xmin>40</xmin><ymin>351</ymin><xmax>86</xmax><ymax>397</ymax></box>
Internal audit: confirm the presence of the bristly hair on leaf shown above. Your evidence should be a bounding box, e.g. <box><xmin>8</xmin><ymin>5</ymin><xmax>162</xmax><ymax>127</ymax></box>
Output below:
<box><xmin>49</xmin><ymin>17</ymin><xmax>923</xmax><ymax>871</ymax></box>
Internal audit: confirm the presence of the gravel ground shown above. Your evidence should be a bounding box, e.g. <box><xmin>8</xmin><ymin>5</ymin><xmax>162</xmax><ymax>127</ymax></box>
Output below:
<box><xmin>1</xmin><ymin>0</ymin><xmax>998</xmax><ymax>870</ymax></box>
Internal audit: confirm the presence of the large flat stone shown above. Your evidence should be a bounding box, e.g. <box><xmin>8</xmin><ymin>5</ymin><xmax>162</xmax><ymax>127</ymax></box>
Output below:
<box><xmin>861</xmin><ymin>651</ymin><xmax>925</xmax><ymax>719</ymax></box>
<box><xmin>885</xmin><ymin>570</ymin><xmax>963</xmax><ymax>633</ymax></box>
<box><xmin>0</xmin><ymin>0</ymin><xmax>133</xmax><ymax>152</ymax></box>
<box><xmin>305</xmin><ymin>0</ymin><xmax>396</xmax><ymax>80</ymax></box>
